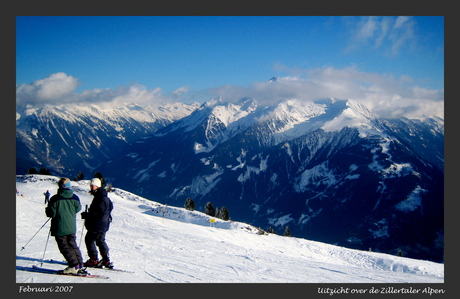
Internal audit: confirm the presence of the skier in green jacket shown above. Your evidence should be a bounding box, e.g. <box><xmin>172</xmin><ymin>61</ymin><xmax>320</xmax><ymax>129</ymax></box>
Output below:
<box><xmin>45</xmin><ymin>177</ymin><xmax>86</xmax><ymax>274</ymax></box>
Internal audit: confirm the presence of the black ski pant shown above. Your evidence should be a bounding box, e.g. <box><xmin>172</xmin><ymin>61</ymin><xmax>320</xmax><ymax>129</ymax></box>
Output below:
<box><xmin>85</xmin><ymin>231</ymin><xmax>109</xmax><ymax>259</ymax></box>
<box><xmin>55</xmin><ymin>234</ymin><xmax>83</xmax><ymax>268</ymax></box>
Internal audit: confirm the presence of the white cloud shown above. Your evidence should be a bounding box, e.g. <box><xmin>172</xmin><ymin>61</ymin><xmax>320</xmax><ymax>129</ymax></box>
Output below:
<box><xmin>16</xmin><ymin>72</ymin><xmax>189</xmax><ymax>108</ymax></box>
<box><xmin>111</xmin><ymin>84</ymin><xmax>163</xmax><ymax>106</ymax></box>
<box><xmin>346</xmin><ymin>16</ymin><xmax>417</xmax><ymax>55</ymax></box>
<box><xmin>171</xmin><ymin>86</ymin><xmax>189</xmax><ymax>96</ymax></box>
<box><xmin>389</xmin><ymin>16</ymin><xmax>416</xmax><ymax>54</ymax></box>
<box><xmin>358</xmin><ymin>16</ymin><xmax>378</xmax><ymax>40</ymax></box>
<box><xmin>16</xmin><ymin>72</ymin><xmax>81</xmax><ymax>105</ymax></box>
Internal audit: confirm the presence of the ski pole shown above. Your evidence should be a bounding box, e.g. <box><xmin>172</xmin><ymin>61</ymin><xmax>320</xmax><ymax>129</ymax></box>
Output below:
<box><xmin>20</xmin><ymin>218</ymin><xmax>51</xmax><ymax>251</ymax></box>
<box><xmin>40</xmin><ymin>229</ymin><xmax>51</xmax><ymax>267</ymax></box>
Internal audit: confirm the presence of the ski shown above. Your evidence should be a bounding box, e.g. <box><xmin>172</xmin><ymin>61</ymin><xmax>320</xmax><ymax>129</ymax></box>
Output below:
<box><xmin>48</xmin><ymin>259</ymin><xmax>134</xmax><ymax>273</ymax></box>
<box><xmin>90</xmin><ymin>266</ymin><xmax>134</xmax><ymax>273</ymax></box>
<box><xmin>23</xmin><ymin>265</ymin><xmax>110</xmax><ymax>279</ymax></box>
<box><xmin>47</xmin><ymin>259</ymin><xmax>67</xmax><ymax>265</ymax></box>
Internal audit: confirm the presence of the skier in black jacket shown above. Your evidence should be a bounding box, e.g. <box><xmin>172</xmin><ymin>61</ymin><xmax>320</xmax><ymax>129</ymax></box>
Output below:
<box><xmin>82</xmin><ymin>178</ymin><xmax>114</xmax><ymax>268</ymax></box>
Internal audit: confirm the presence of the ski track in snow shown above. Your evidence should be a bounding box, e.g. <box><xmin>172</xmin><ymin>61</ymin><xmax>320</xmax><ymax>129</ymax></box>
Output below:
<box><xmin>16</xmin><ymin>175</ymin><xmax>444</xmax><ymax>283</ymax></box>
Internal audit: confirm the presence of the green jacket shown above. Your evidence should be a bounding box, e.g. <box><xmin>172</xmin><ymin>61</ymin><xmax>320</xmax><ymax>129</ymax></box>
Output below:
<box><xmin>45</xmin><ymin>188</ymin><xmax>81</xmax><ymax>237</ymax></box>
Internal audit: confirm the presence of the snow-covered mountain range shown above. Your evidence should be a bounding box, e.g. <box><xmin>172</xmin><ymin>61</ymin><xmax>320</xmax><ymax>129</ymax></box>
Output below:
<box><xmin>16</xmin><ymin>95</ymin><xmax>444</xmax><ymax>263</ymax></box>
<box><xmin>16</xmin><ymin>102</ymin><xmax>199</xmax><ymax>176</ymax></box>
<box><xmin>97</xmin><ymin>97</ymin><xmax>444</xmax><ymax>263</ymax></box>
<box><xmin>16</xmin><ymin>175</ymin><xmax>444</xmax><ymax>284</ymax></box>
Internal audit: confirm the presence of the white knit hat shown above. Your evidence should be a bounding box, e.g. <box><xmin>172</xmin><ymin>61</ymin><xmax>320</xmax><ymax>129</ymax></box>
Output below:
<box><xmin>90</xmin><ymin>178</ymin><xmax>102</xmax><ymax>187</ymax></box>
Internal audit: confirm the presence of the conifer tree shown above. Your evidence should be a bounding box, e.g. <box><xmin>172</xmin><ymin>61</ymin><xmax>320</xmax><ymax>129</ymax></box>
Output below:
<box><xmin>184</xmin><ymin>198</ymin><xmax>196</xmax><ymax>211</ymax></box>
<box><xmin>267</xmin><ymin>226</ymin><xmax>277</xmax><ymax>234</ymax></box>
<box><xmin>39</xmin><ymin>167</ymin><xmax>51</xmax><ymax>175</ymax></box>
<box><xmin>204</xmin><ymin>202</ymin><xmax>215</xmax><ymax>216</ymax></box>
<box><xmin>220</xmin><ymin>206</ymin><xmax>229</xmax><ymax>221</ymax></box>
<box><xmin>284</xmin><ymin>226</ymin><xmax>291</xmax><ymax>237</ymax></box>
<box><xmin>106</xmin><ymin>183</ymin><xmax>114</xmax><ymax>192</ymax></box>
<box><xmin>77</xmin><ymin>171</ymin><xmax>84</xmax><ymax>181</ymax></box>
<box><xmin>74</xmin><ymin>171</ymin><xmax>84</xmax><ymax>181</ymax></box>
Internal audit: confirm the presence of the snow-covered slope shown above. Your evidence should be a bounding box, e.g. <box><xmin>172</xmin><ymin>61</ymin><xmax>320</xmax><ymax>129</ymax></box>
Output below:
<box><xmin>16</xmin><ymin>175</ymin><xmax>443</xmax><ymax>283</ymax></box>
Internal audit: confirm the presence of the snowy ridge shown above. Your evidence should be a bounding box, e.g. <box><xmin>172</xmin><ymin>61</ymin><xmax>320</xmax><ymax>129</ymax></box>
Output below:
<box><xmin>18</xmin><ymin>102</ymin><xmax>199</xmax><ymax>129</ymax></box>
<box><xmin>164</xmin><ymin>98</ymin><xmax>261</xmax><ymax>153</ymax></box>
<box><xmin>321</xmin><ymin>99</ymin><xmax>377</xmax><ymax>135</ymax></box>
<box><xmin>16</xmin><ymin>101</ymin><xmax>199</xmax><ymax>175</ymax></box>
<box><xmin>161</xmin><ymin>97</ymin><xmax>380</xmax><ymax>155</ymax></box>
<box><xmin>16</xmin><ymin>175</ymin><xmax>443</xmax><ymax>283</ymax></box>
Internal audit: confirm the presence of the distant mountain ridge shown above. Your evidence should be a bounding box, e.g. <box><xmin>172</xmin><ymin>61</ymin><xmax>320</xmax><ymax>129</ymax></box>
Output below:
<box><xmin>16</xmin><ymin>102</ymin><xmax>200</xmax><ymax>176</ymax></box>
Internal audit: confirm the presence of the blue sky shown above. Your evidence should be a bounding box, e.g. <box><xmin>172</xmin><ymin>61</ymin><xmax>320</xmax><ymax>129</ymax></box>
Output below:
<box><xmin>16</xmin><ymin>16</ymin><xmax>444</xmax><ymax>119</ymax></box>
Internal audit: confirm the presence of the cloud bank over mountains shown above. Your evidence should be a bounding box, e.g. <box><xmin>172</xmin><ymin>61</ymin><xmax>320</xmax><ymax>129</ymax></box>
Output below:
<box><xmin>16</xmin><ymin>72</ymin><xmax>188</xmax><ymax>109</ymax></box>
<box><xmin>16</xmin><ymin>66</ymin><xmax>443</xmax><ymax>120</ymax></box>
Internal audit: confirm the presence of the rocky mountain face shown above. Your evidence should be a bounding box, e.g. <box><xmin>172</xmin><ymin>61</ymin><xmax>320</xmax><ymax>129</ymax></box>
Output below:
<box><xmin>97</xmin><ymin>98</ymin><xmax>444</xmax><ymax>262</ymax></box>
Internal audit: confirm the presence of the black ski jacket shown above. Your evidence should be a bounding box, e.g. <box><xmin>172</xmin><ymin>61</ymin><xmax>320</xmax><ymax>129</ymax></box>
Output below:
<box><xmin>85</xmin><ymin>188</ymin><xmax>113</xmax><ymax>233</ymax></box>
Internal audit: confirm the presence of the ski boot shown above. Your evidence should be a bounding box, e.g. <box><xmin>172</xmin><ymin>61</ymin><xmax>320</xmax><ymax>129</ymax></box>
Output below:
<box><xmin>84</xmin><ymin>257</ymin><xmax>99</xmax><ymax>268</ymax></box>
<box><xmin>98</xmin><ymin>254</ymin><xmax>114</xmax><ymax>269</ymax></box>
<box><xmin>62</xmin><ymin>264</ymin><xmax>88</xmax><ymax>275</ymax></box>
<box><xmin>62</xmin><ymin>266</ymin><xmax>79</xmax><ymax>274</ymax></box>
